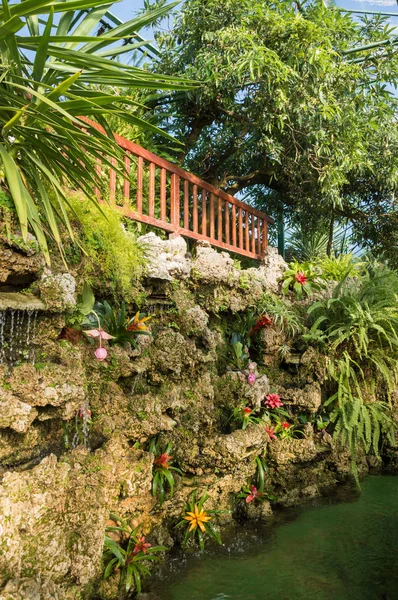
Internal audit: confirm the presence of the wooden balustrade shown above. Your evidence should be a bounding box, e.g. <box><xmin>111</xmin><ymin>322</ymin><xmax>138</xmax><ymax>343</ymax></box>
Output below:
<box><xmin>83</xmin><ymin>118</ymin><xmax>273</xmax><ymax>260</ymax></box>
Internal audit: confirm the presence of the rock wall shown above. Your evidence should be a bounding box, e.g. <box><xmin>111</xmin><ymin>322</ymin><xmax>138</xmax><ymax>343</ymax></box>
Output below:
<box><xmin>0</xmin><ymin>236</ymin><xmax>373</xmax><ymax>599</ymax></box>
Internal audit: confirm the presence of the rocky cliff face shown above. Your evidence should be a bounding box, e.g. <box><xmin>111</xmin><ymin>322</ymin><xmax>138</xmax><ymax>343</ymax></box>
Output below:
<box><xmin>0</xmin><ymin>237</ymin><xmax>374</xmax><ymax>599</ymax></box>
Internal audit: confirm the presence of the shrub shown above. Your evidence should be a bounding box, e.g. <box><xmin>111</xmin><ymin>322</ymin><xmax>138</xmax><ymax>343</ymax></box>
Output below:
<box><xmin>281</xmin><ymin>260</ymin><xmax>324</xmax><ymax>300</ymax></box>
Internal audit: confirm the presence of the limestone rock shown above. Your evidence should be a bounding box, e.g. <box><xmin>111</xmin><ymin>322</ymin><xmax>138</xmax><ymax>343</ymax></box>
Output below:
<box><xmin>277</xmin><ymin>382</ymin><xmax>322</xmax><ymax>413</ymax></box>
<box><xmin>192</xmin><ymin>241</ymin><xmax>236</xmax><ymax>284</ymax></box>
<box><xmin>138</xmin><ymin>233</ymin><xmax>191</xmax><ymax>281</ymax></box>
<box><xmin>39</xmin><ymin>270</ymin><xmax>76</xmax><ymax>312</ymax></box>
<box><xmin>213</xmin><ymin>425</ymin><xmax>268</xmax><ymax>465</ymax></box>
<box><xmin>258</xmin><ymin>246</ymin><xmax>288</xmax><ymax>292</ymax></box>
<box><xmin>0</xmin><ymin>391</ymin><xmax>38</xmax><ymax>433</ymax></box>
<box><xmin>0</xmin><ymin>437</ymin><xmax>153</xmax><ymax>593</ymax></box>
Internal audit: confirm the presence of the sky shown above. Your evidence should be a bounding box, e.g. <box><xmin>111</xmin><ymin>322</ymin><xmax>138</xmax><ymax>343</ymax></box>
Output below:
<box><xmin>111</xmin><ymin>0</ymin><xmax>398</xmax><ymax>46</ymax></box>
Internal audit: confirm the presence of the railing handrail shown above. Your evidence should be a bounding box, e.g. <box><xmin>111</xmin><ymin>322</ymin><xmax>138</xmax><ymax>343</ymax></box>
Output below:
<box><xmin>81</xmin><ymin>117</ymin><xmax>274</xmax><ymax>225</ymax></box>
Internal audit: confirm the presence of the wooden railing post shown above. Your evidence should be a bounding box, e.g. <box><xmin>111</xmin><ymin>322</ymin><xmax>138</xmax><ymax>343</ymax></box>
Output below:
<box><xmin>170</xmin><ymin>173</ymin><xmax>180</xmax><ymax>233</ymax></box>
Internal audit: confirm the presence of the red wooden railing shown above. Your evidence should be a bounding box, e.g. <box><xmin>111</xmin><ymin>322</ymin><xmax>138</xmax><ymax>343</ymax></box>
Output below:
<box><xmin>83</xmin><ymin>119</ymin><xmax>274</xmax><ymax>260</ymax></box>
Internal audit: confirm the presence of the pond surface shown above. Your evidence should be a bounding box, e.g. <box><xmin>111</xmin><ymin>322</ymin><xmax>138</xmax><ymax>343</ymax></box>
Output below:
<box><xmin>150</xmin><ymin>475</ymin><xmax>398</xmax><ymax>600</ymax></box>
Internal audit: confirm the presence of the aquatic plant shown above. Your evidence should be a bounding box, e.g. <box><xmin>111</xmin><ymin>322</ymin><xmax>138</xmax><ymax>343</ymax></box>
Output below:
<box><xmin>103</xmin><ymin>514</ymin><xmax>167</xmax><ymax>595</ymax></box>
<box><xmin>149</xmin><ymin>439</ymin><xmax>183</xmax><ymax>506</ymax></box>
<box><xmin>176</xmin><ymin>491</ymin><xmax>223</xmax><ymax>551</ymax></box>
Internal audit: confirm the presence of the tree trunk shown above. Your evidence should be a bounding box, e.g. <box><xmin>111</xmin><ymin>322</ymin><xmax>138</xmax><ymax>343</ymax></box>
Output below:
<box><xmin>326</xmin><ymin>213</ymin><xmax>334</xmax><ymax>257</ymax></box>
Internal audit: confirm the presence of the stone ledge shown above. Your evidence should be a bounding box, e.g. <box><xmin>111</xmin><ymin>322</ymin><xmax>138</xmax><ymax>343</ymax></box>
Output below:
<box><xmin>0</xmin><ymin>293</ymin><xmax>46</xmax><ymax>311</ymax></box>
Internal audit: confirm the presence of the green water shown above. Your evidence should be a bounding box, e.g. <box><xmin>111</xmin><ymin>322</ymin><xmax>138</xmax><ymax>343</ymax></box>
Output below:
<box><xmin>150</xmin><ymin>476</ymin><xmax>398</xmax><ymax>600</ymax></box>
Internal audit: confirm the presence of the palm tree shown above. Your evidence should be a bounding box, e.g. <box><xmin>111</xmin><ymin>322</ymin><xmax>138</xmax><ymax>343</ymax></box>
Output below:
<box><xmin>0</xmin><ymin>0</ymin><xmax>195</xmax><ymax>262</ymax></box>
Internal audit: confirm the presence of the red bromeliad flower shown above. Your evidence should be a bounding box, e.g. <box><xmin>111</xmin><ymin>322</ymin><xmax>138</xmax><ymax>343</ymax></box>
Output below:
<box><xmin>295</xmin><ymin>271</ymin><xmax>307</xmax><ymax>285</ymax></box>
<box><xmin>246</xmin><ymin>485</ymin><xmax>261</xmax><ymax>503</ymax></box>
<box><xmin>251</xmin><ymin>314</ymin><xmax>273</xmax><ymax>335</ymax></box>
<box><xmin>264</xmin><ymin>425</ymin><xmax>277</xmax><ymax>440</ymax></box>
<box><xmin>132</xmin><ymin>535</ymin><xmax>152</xmax><ymax>556</ymax></box>
<box><xmin>265</xmin><ymin>393</ymin><xmax>283</xmax><ymax>409</ymax></box>
<box><xmin>281</xmin><ymin>422</ymin><xmax>291</xmax><ymax>430</ymax></box>
<box><xmin>154</xmin><ymin>452</ymin><xmax>172</xmax><ymax>470</ymax></box>
<box><xmin>243</xmin><ymin>407</ymin><xmax>253</xmax><ymax>416</ymax></box>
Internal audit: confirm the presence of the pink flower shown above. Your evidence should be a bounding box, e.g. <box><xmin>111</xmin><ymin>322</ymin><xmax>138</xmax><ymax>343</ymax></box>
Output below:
<box><xmin>243</xmin><ymin>407</ymin><xmax>253</xmax><ymax>416</ymax></box>
<box><xmin>84</xmin><ymin>329</ymin><xmax>114</xmax><ymax>340</ymax></box>
<box><xmin>295</xmin><ymin>271</ymin><xmax>307</xmax><ymax>285</ymax></box>
<box><xmin>247</xmin><ymin>373</ymin><xmax>256</xmax><ymax>385</ymax></box>
<box><xmin>281</xmin><ymin>422</ymin><xmax>291</xmax><ymax>430</ymax></box>
<box><xmin>246</xmin><ymin>485</ymin><xmax>261</xmax><ymax>503</ymax></box>
<box><xmin>95</xmin><ymin>347</ymin><xmax>107</xmax><ymax>361</ymax></box>
<box><xmin>264</xmin><ymin>425</ymin><xmax>277</xmax><ymax>440</ymax></box>
<box><xmin>265</xmin><ymin>393</ymin><xmax>283</xmax><ymax>409</ymax></box>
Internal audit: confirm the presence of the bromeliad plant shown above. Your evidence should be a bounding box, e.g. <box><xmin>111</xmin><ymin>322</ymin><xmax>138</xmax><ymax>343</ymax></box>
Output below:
<box><xmin>238</xmin><ymin>457</ymin><xmax>278</xmax><ymax>505</ymax></box>
<box><xmin>149</xmin><ymin>439</ymin><xmax>183</xmax><ymax>506</ymax></box>
<box><xmin>176</xmin><ymin>490</ymin><xmax>223</xmax><ymax>551</ymax></box>
<box><xmin>282</xmin><ymin>261</ymin><xmax>323</xmax><ymax>300</ymax></box>
<box><xmin>103</xmin><ymin>514</ymin><xmax>167</xmax><ymax>595</ymax></box>
<box><xmin>101</xmin><ymin>301</ymin><xmax>152</xmax><ymax>348</ymax></box>
<box><xmin>0</xmin><ymin>0</ymin><xmax>196</xmax><ymax>263</ymax></box>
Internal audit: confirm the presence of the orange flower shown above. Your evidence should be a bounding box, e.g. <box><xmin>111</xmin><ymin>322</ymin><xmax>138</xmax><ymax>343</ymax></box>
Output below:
<box><xmin>184</xmin><ymin>505</ymin><xmax>212</xmax><ymax>533</ymax></box>
<box><xmin>154</xmin><ymin>452</ymin><xmax>172</xmax><ymax>469</ymax></box>
<box><xmin>126</xmin><ymin>312</ymin><xmax>152</xmax><ymax>332</ymax></box>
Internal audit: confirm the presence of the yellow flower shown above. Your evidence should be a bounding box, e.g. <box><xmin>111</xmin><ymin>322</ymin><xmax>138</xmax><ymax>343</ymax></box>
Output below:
<box><xmin>127</xmin><ymin>312</ymin><xmax>152</xmax><ymax>332</ymax></box>
<box><xmin>184</xmin><ymin>505</ymin><xmax>212</xmax><ymax>533</ymax></box>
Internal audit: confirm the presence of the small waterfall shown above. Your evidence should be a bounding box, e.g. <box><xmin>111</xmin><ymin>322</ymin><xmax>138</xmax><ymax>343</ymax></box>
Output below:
<box><xmin>70</xmin><ymin>402</ymin><xmax>92</xmax><ymax>450</ymax></box>
<box><xmin>0</xmin><ymin>309</ymin><xmax>38</xmax><ymax>366</ymax></box>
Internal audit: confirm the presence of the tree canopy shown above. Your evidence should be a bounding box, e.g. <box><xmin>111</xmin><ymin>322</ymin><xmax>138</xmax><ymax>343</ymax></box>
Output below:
<box><xmin>147</xmin><ymin>0</ymin><xmax>398</xmax><ymax>262</ymax></box>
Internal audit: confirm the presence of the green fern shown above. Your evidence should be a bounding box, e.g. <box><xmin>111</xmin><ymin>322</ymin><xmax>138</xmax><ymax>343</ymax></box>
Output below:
<box><xmin>307</xmin><ymin>267</ymin><xmax>398</xmax><ymax>460</ymax></box>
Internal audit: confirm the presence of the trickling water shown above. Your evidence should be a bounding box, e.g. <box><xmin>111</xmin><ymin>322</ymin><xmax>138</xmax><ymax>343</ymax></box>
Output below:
<box><xmin>71</xmin><ymin>402</ymin><xmax>92</xmax><ymax>450</ymax></box>
<box><xmin>0</xmin><ymin>309</ymin><xmax>39</xmax><ymax>366</ymax></box>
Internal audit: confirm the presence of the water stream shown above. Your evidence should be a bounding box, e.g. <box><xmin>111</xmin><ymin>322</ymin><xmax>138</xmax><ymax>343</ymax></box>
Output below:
<box><xmin>150</xmin><ymin>475</ymin><xmax>398</xmax><ymax>600</ymax></box>
<box><xmin>0</xmin><ymin>309</ymin><xmax>38</xmax><ymax>365</ymax></box>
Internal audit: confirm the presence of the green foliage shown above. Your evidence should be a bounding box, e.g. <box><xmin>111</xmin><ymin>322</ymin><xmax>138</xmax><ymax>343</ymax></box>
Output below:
<box><xmin>257</xmin><ymin>293</ymin><xmax>303</xmax><ymax>337</ymax></box>
<box><xmin>66</xmin><ymin>196</ymin><xmax>144</xmax><ymax>302</ymax></box>
<box><xmin>282</xmin><ymin>261</ymin><xmax>323</xmax><ymax>300</ymax></box>
<box><xmin>306</xmin><ymin>267</ymin><xmax>398</xmax><ymax>457</ymax></box>
<box><xmin>101</xmin><ymin>302</ymin><xmax>151</xmax><ymax>347</ymax></box>
<box><xmin>150</xmin><ymin>0</ymin><xmax>398</xmax><ymax>265</ymax></box>
<box><xmin>175</xmin><ymin>490</ymin><xmax>223</xmax><ymax>551</ymax></box>
<box><xmin>227</xmin><ymin>333</ymin><xmax>249</xmax><ymax>370</ymax></box>
<box><xmin>149</xmin><ymin>439</ymin><xmax>183</xmax><ymax>506</ymax></box>
<box><xmin>316</xmin><ymin>254</ymin><xmax>364</xmax><ymax>282</ymax></box>
<box><xmin>0</xmin><ymin>0</ymin><xmax>195</xmax><ymax>263</ymax></box>
<box><xmin>103</xmin><ymin>514</ymin><xmax>167</xmax><ymax>595</ymax></box>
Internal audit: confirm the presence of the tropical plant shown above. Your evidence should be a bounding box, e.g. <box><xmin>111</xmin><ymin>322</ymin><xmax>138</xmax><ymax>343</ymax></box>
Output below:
<box><xmin>175</xmin><ymin>490</ymin><xmax>223</xmax><ymax>551</ymax></box>
<box><xmin>0</xmin><ymin>0</ymin><xmax>195</xmax><ymax>262</ymax></box>
<box><xmin>282</xmin><ymin>261</ymin><xmax>323</xmax><ymax>300</ymax></box>
<box><xmin>257</xmin><ymin>293</ymin><xmax>303</xmax><ymax>337</ymax></box>
<box><xmin>316</xmin><ymin>254</ymin><xmax>364</xmax><ymax>282</ymax></box>
<box><xmin>103</xmin><ymin>514</ymin><xmax>167</xmax><ymax>595</ymax></box>
<box><xmin>306</xmin><ymin>268</ymin><xmax>398</xmax><ymax>460</ymax></box>
<box><xmin>227</xmin><ymin>332</ymin><xmax>249</xmax><ymax>370</ymax></box>
<box><xmin>149</xmin><ymin>438</ymin><xmax>183</xmax><ymax>506</ymax></box>
<box><xmin>232</xmin><ymin>402</ymin><xmax>260</xmax><ymax>430</ymax></box>
<box><xmin>102</xmin><ymin>302</ymin><xmax>152</xmax><ymax>347</ymax></box>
